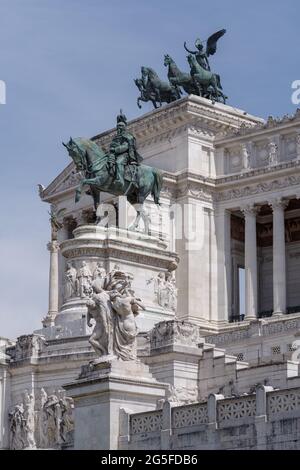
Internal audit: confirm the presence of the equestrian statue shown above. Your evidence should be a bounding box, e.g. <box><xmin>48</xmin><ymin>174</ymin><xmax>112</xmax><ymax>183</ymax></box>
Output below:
<box><xmin>63</xmin><ymin>111</ymin><xmax>163</xmax><ymax>232</ymax></box>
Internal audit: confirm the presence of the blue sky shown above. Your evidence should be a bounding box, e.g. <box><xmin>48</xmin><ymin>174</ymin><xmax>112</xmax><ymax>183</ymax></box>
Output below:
<box><xmin>0</xmin><ymin>0</ymin><xmax>299</xmax><ymax>339</ymax></box>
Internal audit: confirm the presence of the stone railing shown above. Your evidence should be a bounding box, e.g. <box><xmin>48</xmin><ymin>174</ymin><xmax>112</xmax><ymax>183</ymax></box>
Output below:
<box><xmin>130</xmin><ymin>410</ymin><xmax>163</xmax><ymax>435</ymax></box>
<box><xmin>120</xmin><ymin>386</ymin><xmax>300</xmax><ymax>450</ymax></box>
<box><xmin>172</xmin><ymin>403</ymin><xmax>208</xmax><ymax>429</ymax></box>
<box><xmin>267</xmin><ymin>388</ymin><xmax>300</xmax><ymax>415</ymax></box>
<box><xmin>217</xmin><ymin>395</ymin><xmax>256</xmax><ymax>423</ymax></box>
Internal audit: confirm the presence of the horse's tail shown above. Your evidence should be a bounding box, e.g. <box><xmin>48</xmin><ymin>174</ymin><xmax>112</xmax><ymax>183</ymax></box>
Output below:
<box><xmin>151</xmin><ymin>169</ymin><xmax>163</xmax><ymax>205</ymax></box>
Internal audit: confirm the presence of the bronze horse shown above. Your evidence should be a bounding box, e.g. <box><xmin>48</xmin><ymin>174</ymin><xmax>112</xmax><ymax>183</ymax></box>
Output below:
<box><xmin>63</xmin><ymin>137</ymin><xmax>163</xmax><ymax>232</ymax></box>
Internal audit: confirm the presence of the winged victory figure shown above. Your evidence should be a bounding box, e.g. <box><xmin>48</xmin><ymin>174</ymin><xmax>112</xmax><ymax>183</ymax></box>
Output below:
<box><xmin>184</xmin><ymin>29</ymin><xmax>226</xmax><ymax>72</ymax></box>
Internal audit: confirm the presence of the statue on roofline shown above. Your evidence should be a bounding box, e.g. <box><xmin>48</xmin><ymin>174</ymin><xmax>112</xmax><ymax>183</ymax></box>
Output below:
<box><xmin>136</xmin><ymin>28</ymin><xmax>227</xmax><ymax>108</ymax></box>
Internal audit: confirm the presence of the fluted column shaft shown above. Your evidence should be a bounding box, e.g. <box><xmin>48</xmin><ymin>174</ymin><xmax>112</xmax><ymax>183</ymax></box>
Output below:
<box><xmin>47</xmin><ymin>240</ymin><xmax>59</xmax><ymax>323</ymax></box>
<box><xmin>270</xmin><ymin>199</ymin><xmax>288</xmax><ymax>316</ymax></box>
<box><xmin>243</xmin><ymin>205</ymin><xmax>258</xmax><ymax>320</ymax></box>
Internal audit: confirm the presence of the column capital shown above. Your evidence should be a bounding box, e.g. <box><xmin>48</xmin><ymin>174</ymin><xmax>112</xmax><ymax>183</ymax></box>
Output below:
<box><xmin>241</xmin><ymin>204</ymin><xmax>259</xmax><ymax>217</ymax></box>
<box><xmin>269</xmin><ymin>197</ymin><xmax>289</xmax><ymax>211</ymax></box>
<box><xmin>47</xmin><ymin>240</ymin><xmax>59</xmax><ymax>253</ymax></box>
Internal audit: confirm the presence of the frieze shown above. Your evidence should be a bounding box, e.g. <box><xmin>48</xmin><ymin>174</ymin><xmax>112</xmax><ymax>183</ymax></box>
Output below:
<box><xmin>7</xmin><ymin>334</ymin><xmax>46</xmax><ymax>363</ymax></box>
<box><xmin>61</xmin><ymin>246</ymin><xmax>178</xmax><ymax>271</ymax></box>
<box><xmin>221</xmin><ymin>109</ymin><xmax>300</xmax><ymax>140</ymax></box>
<box><xmin>205</xmin><ymin>317</ymin><xmax>300</xmax><ymax>346</ymax></box>
<box><xmin>9</xmin><ymin>388</ymin><xmax>74</xmax><ymax>450</ymax></box>
<box><xmin>205</xmin><ymin>328</ymin><xmax>250</xmax><ymax>346</ymax></box>
<box><xmin>262</xmin><ymin>318</ymin><xmax>300</xmax><ymax>336</ymax></box>
<box><xmin>150</xmin><ymin>320</ymin><xmax>201</xmax><ymax>350</ymax></box>
<box><xmin>216</xmin><ymin>174</ymin><xmax>300</xmax><ymax>202</ymax></box>
<box><xmin>177</xmin><ymin>182</ymin><xmax>215</xmax><ymax>202</ymax></box>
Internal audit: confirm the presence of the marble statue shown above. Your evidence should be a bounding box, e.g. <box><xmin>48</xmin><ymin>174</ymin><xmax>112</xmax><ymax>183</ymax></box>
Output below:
<box><xmin>9</xmin><ymin>403</ymin><xmax>26</xmax><ymax>450</ymax></box>
<box><xmin>9</xmin><ymin>391</ymin><xmax>36</xmax><ymax>450</ymax></box>
<box><xmin>148</xmin><ymin>270</ymin><xmax>177</xmax><ymax>311</ymax></box>
<box><xmin>23</xmin><ymin>391</ymin><xmax>36</xmax><ymax>449</ymax></box>
<box><xmin>38</xmin><ymin>388</ymin><xmax>48</xmax><ymax>448</ymax></box>
<box><xmin>32</xmin><ymin>388</ymin><xmax>75</xmax><ymax>449</ymax></box>
<box><xmin>242</xmin><ymin>143</ymin><xmax>252</xmax><ymax>170</ymax></box>
<box><xmin>268</xmin><ymin>141</ymin><xmax>279</xmax><ymax>165</ymax></box>
<box><xmin>111</xmin><ymin>294</ymin><xmax>144</xmax><ymax>360</ymax></box>
<box><xmin>43</xmin><ymin>391</ymin><xmax>60</xmax><ymax>448</ymax></box>
<box><xmin>165</xmin><ymin>271</ymin><xmax>178</xmax><ymax>312</ymax></box>
<box><xmin>93</xmin><ymin>262</ymin><xmax>106</xmax><ymax>289</ymax></box>
<box><xmin>78</xmin><ymin>261</ymin><xmax>92</xmax><ymax>298</ymax></box>
<box><xmin>86</xmin><ymin>286</ymin><xmax>113</xmax><ymax>357</ymax></box>
<box><xmin>57</xmin><ymin>390</ymin><xmax>74</xmax><ymax>444</ymax></box>
<box><xmin>86</xmin><ymin>267</ymin><xmax>145</xmax><ymax>361</ymax></box>
<box><xmin>155</xmin><ymin>272</ymin><xmax>168</xmax><ymax>307</ymax></box>
<box><xmin>64</xmin><ymin>262</ymin><xmax>78</xmax><ymax>299</ymax></box>
<box><xmin>166</xmin><ymin>385</ymin><xmax>199</xmax><ymax>406</ymax></box>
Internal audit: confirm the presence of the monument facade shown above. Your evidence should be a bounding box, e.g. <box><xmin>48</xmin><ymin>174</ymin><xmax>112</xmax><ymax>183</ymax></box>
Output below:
<box><xmin>2</xmin><ymin>94</ymin><xmax>300</xmax><ymax>450</ymax></box>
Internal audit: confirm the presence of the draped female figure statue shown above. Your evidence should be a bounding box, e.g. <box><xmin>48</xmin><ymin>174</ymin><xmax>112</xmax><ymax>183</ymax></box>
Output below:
<box><xmin>86</xmin><ymin>267</ymin><xmax>145</xmax><ymax>361</ymax></box>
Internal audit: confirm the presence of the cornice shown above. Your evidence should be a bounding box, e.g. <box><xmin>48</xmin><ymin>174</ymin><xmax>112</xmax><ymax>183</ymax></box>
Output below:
<box><xmin>40</xmin><ymin>97</ymin><xmax>262</xmax><ymax>202</ymax></box>
<box><xmin>41</xmin><ymin>158</ymin><xmax>300</xmax><ymax>208</ymax></box>
<box><xmin>92</xmin><ymin>95</ymin><xmax>262</xmax><ymax>150</ymax></box>
<box><xmin>217</xmin><ymin>109</ymin><xmax>300</xmax><ymax>145</ymax></box>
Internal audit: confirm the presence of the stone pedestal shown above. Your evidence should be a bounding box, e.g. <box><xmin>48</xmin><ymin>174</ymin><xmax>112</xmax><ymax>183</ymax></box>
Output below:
<box><xmin>56</xmin><ymin>225</ymin><xmax>179</xmax><ymax>331</ymax></box>
<box><xmin>145</xmin><ymin>320</ymin><xmax>203</xmax><ymax>405</ymax></box>
<box><xmin>64</xmin><ymin>358</ymin><xmax>167</xmax><ymax>450</ymax></box>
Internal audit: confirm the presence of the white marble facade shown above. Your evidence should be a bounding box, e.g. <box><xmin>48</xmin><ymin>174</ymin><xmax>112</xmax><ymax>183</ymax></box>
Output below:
<box><xmin>3</xmin><ymin>96</ymin><xmax>300</xmax><ymax>449</ymax></box>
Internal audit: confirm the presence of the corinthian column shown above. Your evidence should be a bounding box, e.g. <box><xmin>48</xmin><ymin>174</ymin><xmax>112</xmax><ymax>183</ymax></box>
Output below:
<box><xmin>242</xmin><ymin>205</ymin><xmax>258</xmax><ymax>320</ymax></box>
<box><xmin>270</xmin><ymin>198</ymin><xmax>288</xmax><ymax>316</ymax></box>
<box><xmin>44</xmin><ymin>240</ymin><xmax>59</xmax><ymax>327</ymax></box>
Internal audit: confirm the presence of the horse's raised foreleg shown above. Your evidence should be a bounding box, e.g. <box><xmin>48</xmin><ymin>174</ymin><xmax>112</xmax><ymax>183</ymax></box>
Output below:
<box><xmin>75</xmin><ymin>180</ymin><xmax>85</xmax><ymax>203</ymax></box>
<box><xmin>75</xmin><ymin>178</ymin><xmax>99</xmax><ymax>204</ymax></box>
